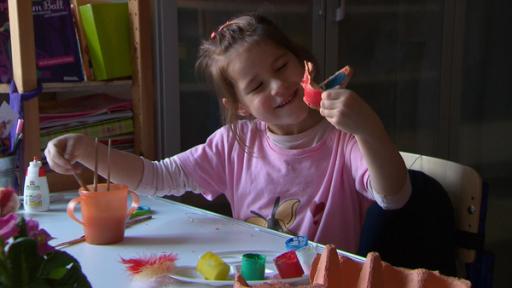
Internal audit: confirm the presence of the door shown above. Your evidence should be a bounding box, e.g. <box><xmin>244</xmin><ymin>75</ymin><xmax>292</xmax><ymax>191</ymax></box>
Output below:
<box><xmin>323</xmin><ymin>0</ymin><xmax>464</xmax><ymax>158</ymax></box>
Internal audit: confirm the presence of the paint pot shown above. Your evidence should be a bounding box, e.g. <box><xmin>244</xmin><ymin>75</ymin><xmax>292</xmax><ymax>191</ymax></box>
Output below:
<box><xmin>273</xmin><ymin>250</ymin><xmax>304</xmax><ymax>279</ymax></box>
<box><xmin>241</xmin><ymin>253</ymin><xmax>266</xmax><ymax>281</ymax></box>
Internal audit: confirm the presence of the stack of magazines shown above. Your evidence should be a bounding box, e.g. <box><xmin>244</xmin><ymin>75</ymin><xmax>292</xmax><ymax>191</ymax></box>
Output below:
<box><xmin>39</xmin><ymin>94</ymin><xmax>134</xmax><ymax>153</ymax></box>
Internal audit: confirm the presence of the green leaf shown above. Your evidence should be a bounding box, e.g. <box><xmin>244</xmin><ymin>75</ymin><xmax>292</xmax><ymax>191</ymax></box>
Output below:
<box><xmin>0</xmin><ymin>253</ymin><xmax>12</xmax><ymax>286</ymax></box>
<box><xmin>2</xmin><ymin>234</ymin><xmax>91</xmax><ymax>288</ymax></box>
<box><xmin>47</xmin><ymin>266</ymin><xmax>67</xmax><ymax>280</ymax></box>
<box><xmin>39</xmin><ymin>251</ymin><xmax>74</xmax><ymax>280</ymax></box>
<box><xmin>15</xmin><ymin>218</ymin><xmax>28</xmax><ymax>239</ymax></box>
<box><xmin>40</xmin><ymin>251</ymin><xmax>91</xmax><ymax>288</ymax></box>
<box><xmin>6</xmin><ymin>237</ymin><xmax>43</xmax><ymax>288</ymax></box>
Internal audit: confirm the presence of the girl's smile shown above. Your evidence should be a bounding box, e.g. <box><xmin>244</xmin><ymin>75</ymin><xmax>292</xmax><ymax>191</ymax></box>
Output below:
<box><xmin>274</xmin><ymin>87</ymin><xmax>299</xmax><ymax>109</ymax></box>
<box><xmin>225</xmin><ymin>39</ymin><xmax>322</xmax><ymax>135</ymax></box>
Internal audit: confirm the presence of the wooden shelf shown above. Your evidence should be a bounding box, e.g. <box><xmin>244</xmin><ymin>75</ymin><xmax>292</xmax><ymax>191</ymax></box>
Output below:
<box><xmin>0</xmin><ymin>80</ymin><xmax>132</xmax><ymax>93</ymax></box>
<box><xmin>8</xmin><ymin>0</ymin><xmax>155</xmax><ymax>193</ymax></box>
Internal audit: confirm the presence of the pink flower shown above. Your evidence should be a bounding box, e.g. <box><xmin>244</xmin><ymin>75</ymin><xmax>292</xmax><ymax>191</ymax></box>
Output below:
<box><xmin>0</xmin><ymin>187</ymin><xmax>19</xmax><ymax>216</ymax></box>
<box><xmin>0</xmin><ymin>213</ymin><xmax>19</xmax><ymax>241</ymax></box>
<box><xmin>25</xmin><ymin>218</ymin><xmax>55</xmax><ymax>255</ymax></box>
<box><xmin>25</xmin><ymin>218</ymin><xmax>40</xmax><ymax>234</ymax></box>
<box><xmin>0</xmin><ymin>215</ymin><xmax>91</xmax><ymax>287</ymax></box>
<box><xmin>34</xmin><ymin>228</ymin><xmax>55</xmax><ymax>255</ymax></box>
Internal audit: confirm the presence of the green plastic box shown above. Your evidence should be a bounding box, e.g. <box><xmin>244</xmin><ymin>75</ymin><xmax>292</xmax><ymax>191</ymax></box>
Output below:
<box><xmin>79</xmin><ymin>3</ymin><xmax>132</xmax><ymax>80</ymax></box>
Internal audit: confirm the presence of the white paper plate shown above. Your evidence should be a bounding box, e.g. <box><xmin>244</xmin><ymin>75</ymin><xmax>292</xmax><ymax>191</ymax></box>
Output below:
<box><xmin>169</xmin><ymin>250</ymin><xmax>309</xmax><ymax>287</ymax></box>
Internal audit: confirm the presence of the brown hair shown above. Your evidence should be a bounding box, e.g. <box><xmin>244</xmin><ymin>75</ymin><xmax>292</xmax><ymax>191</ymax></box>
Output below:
<box><xmin>195</xmin><ymin>14</ymin><xmax>316</xmax><ymax>145</ymax></box>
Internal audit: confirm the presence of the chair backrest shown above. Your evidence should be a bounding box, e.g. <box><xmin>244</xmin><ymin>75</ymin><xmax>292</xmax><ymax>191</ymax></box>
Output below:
<box><xmin>400</xmin><ymin>151</ymin><xmax>483</xmax><ymax>265</ymax></box>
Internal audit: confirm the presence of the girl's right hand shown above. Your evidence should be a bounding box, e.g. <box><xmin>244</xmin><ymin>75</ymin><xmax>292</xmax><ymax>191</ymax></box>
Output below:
<box><xmin>319</xmin><ymin>89</ymin><xmax>382</xmax><ymax>137</ymax></box>
<box><xmin>44</xmin><ymin>133</ymin><xmax>93</xmax><ymax>175</ymax></box>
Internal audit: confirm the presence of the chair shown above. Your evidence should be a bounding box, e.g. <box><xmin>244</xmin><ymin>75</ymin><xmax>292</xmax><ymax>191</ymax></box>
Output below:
<box><xmin>400</xmin><ymin>152</ymin><xmax>494</xmax><ymax>287</ymax></box>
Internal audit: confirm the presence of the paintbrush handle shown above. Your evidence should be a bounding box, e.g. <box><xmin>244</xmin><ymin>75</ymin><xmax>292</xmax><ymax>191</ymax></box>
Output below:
<box><xmin>68</xmin><ymin>160</ymin><xmax>89</xmax><ymax>191</ymax></box>
<box><xmin>54</xmin><ymin>215</ymin><xmax>153</xmax><ymax>249</ymax></box>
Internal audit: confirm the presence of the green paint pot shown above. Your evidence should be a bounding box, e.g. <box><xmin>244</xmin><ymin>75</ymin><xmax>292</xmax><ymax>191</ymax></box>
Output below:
<box><xmin>241</xmin><ymin>253</ymin><xmax>266</xmax><ymax>281</ymax></box>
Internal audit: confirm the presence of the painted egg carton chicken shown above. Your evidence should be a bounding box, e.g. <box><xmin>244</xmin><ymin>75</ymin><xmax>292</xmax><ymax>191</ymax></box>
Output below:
<box><xmin>234</xmin><ymin>245</ymin><xmax>471</xmax><ymax>288</ymax></box>
<box><xmin>301</xmin><ymin>62</ymin><xmax>353</xmax><ymax>110</ymax></box>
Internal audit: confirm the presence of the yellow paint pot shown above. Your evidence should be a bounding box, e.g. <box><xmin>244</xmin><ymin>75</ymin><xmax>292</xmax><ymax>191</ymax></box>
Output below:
<box><xmin>196</xmin><ymin>251</ymin><xmax>229</xmax><ymax>280</ymax></box>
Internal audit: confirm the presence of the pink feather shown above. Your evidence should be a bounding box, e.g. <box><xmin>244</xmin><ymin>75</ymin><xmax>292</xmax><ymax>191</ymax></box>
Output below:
<box><xmin>121</xmin><ymin>253</ymin><xmax>178</xmax><ymax>279</ymax></box>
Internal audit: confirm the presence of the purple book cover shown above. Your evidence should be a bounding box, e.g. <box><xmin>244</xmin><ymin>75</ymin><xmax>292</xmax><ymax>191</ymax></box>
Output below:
<box><xmin>0</xmin><ymin>0</ymin><xmax>12</xmax><ymax>83</ymax></box>
<box><xmin>32</xmin><ymin>0</ymin><xmax>83</xmax><ymax>82</ymax></box>
<box><xmin>0</xmin><ymin>0</ymin><xmax>83</xmax><ymax>83</ymax></box>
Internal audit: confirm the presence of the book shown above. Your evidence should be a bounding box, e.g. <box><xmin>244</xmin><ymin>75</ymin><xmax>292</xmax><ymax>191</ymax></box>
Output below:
<box><xmin>39</xmin><ymin>93</ymin><xmax>132</xmax><ymax>123</ymax></box>
<box><xmin>40</xmin><ymin>110</ymin><xmax>133</xmax><ymax>131</ymax></box>
<box><xmin>79</xmin><ymin>3</ymin><xmax>132</xmax><ymax>80</ymax></box>
<box><xmin>0</xmin><ymin>0</ymin><xmax>12</xmax><ymax>83</ymax></box>
<box><xmin>40</xmin><ymin>117</ymin><xmax>133</xmax><ymax>150</ymax></box>
<box><xmin>0</xmin><ymin>0</ymin><xmax>84</xmax><ymax>83</ymax></box>
<box><xmin>32</xmin><ymin>0</ymin><xmax>84</xmax><ymax>82</ymax></box>
<box><xmin>70</xmin><ymin>0</ymin><xmax>94</xmax><ymax>80</ymax></box>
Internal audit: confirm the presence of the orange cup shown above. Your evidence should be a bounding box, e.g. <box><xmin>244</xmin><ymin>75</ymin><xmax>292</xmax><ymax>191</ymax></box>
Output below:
<box><xmin>66</xmin><ymin>183</ymin><xmax>140</xmax><ymax>245</ymax></box>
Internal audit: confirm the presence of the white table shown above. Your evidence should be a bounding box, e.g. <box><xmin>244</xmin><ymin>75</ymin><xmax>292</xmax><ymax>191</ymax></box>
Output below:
<box><xmin>22</xmin><ymin>192</ymin><xmax>361</xmax><ymax>288</ymax></box>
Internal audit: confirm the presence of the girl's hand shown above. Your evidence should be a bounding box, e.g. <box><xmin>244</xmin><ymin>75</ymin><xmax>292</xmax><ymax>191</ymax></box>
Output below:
<box><xmin>319</xmin><ymin>89</ymin><xmax>382</xmax><ymax>137</ymax></box>
<box><xmin>44</xmin><ymin>133</ymin><xmax>93</xmax><ymax>175</ymax></box>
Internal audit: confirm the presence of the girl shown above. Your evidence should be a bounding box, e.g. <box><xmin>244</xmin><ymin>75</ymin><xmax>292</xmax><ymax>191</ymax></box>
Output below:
<box><xmin>45</xmin><ymin>14</ymin><xmax>410</xmax><ymax>254</ymax></box>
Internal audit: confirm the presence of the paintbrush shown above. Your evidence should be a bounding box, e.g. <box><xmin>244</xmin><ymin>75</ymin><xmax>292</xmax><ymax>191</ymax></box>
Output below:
<box><xmin>93</xmin><ymin>137</ymin><xmax>98</xmax><ymax>191</ymax></box>
<box><xmin>107</xmin><ymin>138</ymin><xmax>111</xmax><ymax>191</ymax></box>
<box><xmin>54</xmin><ymin>215</ymin><xmax>153</xmax><ymax>249</ymax></box>
<box><xmin>71</xmin><ymin>168</ymin><xmax>89</xmax><ymax>192</ymax></box>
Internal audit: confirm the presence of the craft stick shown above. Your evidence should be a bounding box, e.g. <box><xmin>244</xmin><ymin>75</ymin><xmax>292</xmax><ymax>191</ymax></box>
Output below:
<box><xmin>125</xmin><ymin>214</ymin><xmax>153</xmax><ymax>228</ymax></box>
<box><xmin>54</xmin><ymin>235</ymin><xmax>85</xmax><ymax>249</ymax></box>
<box><xmin>93</xmin><ymin>137</ymin><xmax>98</xmax><ymax>192</ymax></box>
<box><xmin>107</xmin><ymin>138</ymin><xmax>111</xmax><ymax>191</ymax></box>
<box><xmin>54</xmin><ymin>215</ymin><xmax>153</xmax><ymax>249</ymax></box>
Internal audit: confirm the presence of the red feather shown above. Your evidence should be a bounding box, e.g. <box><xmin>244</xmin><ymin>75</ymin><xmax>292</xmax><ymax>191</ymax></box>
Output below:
<box><xmin>121</xmin><ymin>253</ymin><xmax>178</xmax><ymax>277</ymax></box>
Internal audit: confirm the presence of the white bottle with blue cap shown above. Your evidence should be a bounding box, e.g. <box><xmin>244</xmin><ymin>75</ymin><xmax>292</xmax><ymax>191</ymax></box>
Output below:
<box><xmin>23</xmin><ymin>157</ymin><xmax>50</xmax><ymax>212</ymax></box>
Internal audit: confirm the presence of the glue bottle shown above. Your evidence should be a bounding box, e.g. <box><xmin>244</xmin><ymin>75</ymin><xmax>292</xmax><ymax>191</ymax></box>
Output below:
<box><xmin>23</xmin><ymin>157</ymin><xmax>50</xmax><ymax>212</ymax></box>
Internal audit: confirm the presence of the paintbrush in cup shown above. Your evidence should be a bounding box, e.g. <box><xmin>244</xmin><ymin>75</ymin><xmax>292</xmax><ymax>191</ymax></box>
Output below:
<box><xmin>68</xmin><ymin>161</ymin><xmax>89</xmax><ymax>192</ymax></box>
<box><xmin>93</xmin><ymin>137</ymin><xmax>98</xmax><ymax>191</ymax></box>
<box><xmin>107</xmin><ymin>138</ymin><xmax>111</xmax><ymax>191</ymax></box>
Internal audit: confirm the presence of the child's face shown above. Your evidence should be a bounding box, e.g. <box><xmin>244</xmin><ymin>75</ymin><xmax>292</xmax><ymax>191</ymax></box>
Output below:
<box><xmin>225</xmin><ymin>40</ymin><xmax>314</xmax><ymax>134</ymax></box>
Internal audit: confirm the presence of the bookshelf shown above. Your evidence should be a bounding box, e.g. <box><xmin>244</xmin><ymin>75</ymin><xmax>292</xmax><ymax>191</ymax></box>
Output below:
<box><xmin>7</xmin><ymin>0</ymin><xmax>155</xmax><ymax>192</ymax></box>
<box><xmin>0</xmin><ymin>80</ymin><xmax>131</xmax><ymax>93</ymax></box>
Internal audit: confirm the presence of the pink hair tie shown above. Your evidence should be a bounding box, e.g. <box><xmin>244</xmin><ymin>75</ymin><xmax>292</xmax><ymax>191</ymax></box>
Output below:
<box><xmin>210</xmin><ymin>20</ymin><xmax>235</xmax><ymax>40</ymax></box>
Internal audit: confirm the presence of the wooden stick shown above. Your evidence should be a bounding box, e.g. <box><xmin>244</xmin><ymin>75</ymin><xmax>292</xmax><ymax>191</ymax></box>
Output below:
<box><xmin>93</xmin><ymin>137</ymin><xmax>98</xmax><ymax>191</ymax></box>
<box><xmin>107</xmin><ymin>138</ymin><xmax>111</xmax><ymax>191</ymax></box>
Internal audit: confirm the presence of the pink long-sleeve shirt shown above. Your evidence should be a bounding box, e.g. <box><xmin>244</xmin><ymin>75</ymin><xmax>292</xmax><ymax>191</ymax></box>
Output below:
<box><xmin>137</xmin><ymin>119</ymin><xmax>409</xmax><ymax>253</ymax></box>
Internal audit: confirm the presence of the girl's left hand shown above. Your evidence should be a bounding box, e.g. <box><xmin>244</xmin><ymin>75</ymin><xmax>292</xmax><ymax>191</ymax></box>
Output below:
<box><xmin>319</xmin><ymin>89</ymin><xmax>381</xmax><ymax>137</ymax></box>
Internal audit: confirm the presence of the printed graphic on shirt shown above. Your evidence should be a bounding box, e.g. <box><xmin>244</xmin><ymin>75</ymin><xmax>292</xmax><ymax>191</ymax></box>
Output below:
<box><xmin>309</xmin><ymin>201</ymin><xmax>326</xmax><ymax>226</ymax></box>
<box><xmin>246</xmin><ymin>196</ymin><xmax>300</xmax><ymax>234</ymax></box>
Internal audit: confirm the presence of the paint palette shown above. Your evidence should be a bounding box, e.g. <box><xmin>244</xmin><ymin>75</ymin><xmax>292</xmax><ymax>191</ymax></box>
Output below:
<box><xmin>169</xmin><ymin>250</ymin><xmax>309</xmax><ymax>286</ymax></box>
